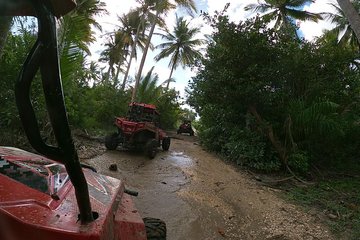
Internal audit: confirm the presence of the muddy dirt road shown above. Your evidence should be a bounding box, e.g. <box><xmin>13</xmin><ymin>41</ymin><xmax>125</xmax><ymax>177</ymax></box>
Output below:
<box><xmin>83</xmin><ymin>134</ymin><xmax>333</xmax><ymax>240</ymax></box>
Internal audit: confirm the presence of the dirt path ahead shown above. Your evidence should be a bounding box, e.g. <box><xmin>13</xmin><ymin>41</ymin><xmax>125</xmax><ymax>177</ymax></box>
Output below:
<box><xmin>84</xmin><ymin>134</ymin><xmax>333</xmax><ymax>240</ymax></box>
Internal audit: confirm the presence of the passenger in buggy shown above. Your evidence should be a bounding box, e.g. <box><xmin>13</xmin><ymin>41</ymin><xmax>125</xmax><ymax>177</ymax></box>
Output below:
<box><xmin>177</xmin><ymin>120</ymin><xmax>194</xmax><ymax>136</ymax></box>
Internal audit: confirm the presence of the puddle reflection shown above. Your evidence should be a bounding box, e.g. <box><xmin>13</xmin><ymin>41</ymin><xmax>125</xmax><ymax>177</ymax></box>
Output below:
<box><xmin>169</xmin><ymin>152</ymin><xmax>194</xmax><ymax>167</ymax></box>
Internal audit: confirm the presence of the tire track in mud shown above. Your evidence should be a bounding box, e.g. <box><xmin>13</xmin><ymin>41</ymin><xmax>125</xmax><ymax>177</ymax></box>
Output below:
<box><xmin>84</xmin><ymin>134</ymin><xmax>334</xmax><ymax>240</ymax></box>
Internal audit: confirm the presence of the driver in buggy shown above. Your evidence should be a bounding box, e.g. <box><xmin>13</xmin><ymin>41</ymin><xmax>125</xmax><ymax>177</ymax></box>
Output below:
<box><xmin>177</xmin><ymin>119</ymin><xmax>195</xmax><ymax>136</ymax></box>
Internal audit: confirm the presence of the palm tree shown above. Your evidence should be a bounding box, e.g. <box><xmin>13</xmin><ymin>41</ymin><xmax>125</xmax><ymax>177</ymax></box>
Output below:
<box><xmin>336</xmin><ymin>0</ymin><xmax>360</xmax><ymax>45</ymax></box>
<box><xmin>100</xmin><ymin>11</ymin><xmax>149</xmax><ymax>88</ymax></box>
<box><xmin>100</xmin><ymin>31</ymin><xmax>127</xmax><ymax>86</ymax></box>
<box><xmin>120</xmin><ymin>10</ymin><xmax>149</xmax><ymax>90</ymax></box>
<box><xmin>58</xmin><ymin>0</ymin><xmax>107</xmax><ymax>54</ymax></box>
<box><xmin>58</xmin><ymin>0</ymin><xmax>107</xmax><ymax>81</ymax></box>
<box><xmin>155</xmin><ymin>15</ymin><xmax>204</xmax><ymax>89</ymax></box>
<box><xmin>136</xmin><ymin>66</ymin><xmax>162</xmax><ymax>103</ymax></box>
<box><xmin>131</xmin><ymin>0</ymin><xmax>197</xmax><ymax>102</ymax></box>
<box><xmin>82</xmin><ymin>61</ymin><xmax>101</xmax><ymax>85</ymax></box>
<box><xmin>244</xmin><ymin>0</ymin><xmax>322</xmax><ymax>31</ymax></box>
<box><xmin>323</xmin><ymin>2</ymin><xmax>360</xmax><ymax>47</ymax></box>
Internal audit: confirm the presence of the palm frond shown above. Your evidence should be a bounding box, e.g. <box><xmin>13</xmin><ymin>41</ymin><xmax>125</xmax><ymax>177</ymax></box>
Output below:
<box><xmin>285</xmin><ymin>8</ymin><xmax>322</xmax><ymax>22</ymax></box>
<box><xmin>288</xmin><ymin>0</ymin><xmax>315</xmax><ymax>8</ymax></box>
<box><xmin>244</xmin><ymin>3</ymin><xmax>273</xmax><ymax>13</ymax></box>
<box><xmin>289</xmin><ymin>100</ymin><xmax>343</xmax><ymax>138</ymax></box>
<box><xmin>174</xmin><ymin>0</ymin><xmax>197</xmax><ymax>16</ymax></box>
<box><xmin>154</xmin><ymin>45</ymin><xmax>176</xmax><ymax>62</ymax></box>
<box><xmin>136</xmin><ymin>66</ymin><xmax>163</xmax><ymax>103</ymax></box>
<box><xmin>60</xmin><ymin>44</ymin><xmax>84</xmax><ymax>81</ymax></box>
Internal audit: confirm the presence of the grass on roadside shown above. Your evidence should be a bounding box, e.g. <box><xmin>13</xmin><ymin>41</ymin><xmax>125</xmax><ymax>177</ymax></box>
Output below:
<box><xmin>285</xmin><ymin>177</ymin><xmax>360</xmax><ymax>240</ymax></box>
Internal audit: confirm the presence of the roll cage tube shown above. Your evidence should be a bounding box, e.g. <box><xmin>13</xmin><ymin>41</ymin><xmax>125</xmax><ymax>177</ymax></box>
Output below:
<box><xmin>14</xmin><ymin>0</ymin><xmax>94</xmax><ymax>223</ymax></box>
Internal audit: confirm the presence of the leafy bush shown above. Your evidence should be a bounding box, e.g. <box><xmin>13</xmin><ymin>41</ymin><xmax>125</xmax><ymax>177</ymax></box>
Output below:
<box><xmin>64</xmin><ymin>84</ymin><xmax>131</xmax><ymax>130</ymax></box>
<box><xmin>287</xmin><ymin>151</ymin><xmax>310</xmax><ymax>174</ymax></box>
<box><xmin>156</xmin><ymin>89</ymin><xmax>181</xmax><ymax>130</ymax></box>
<box><xmin>224</xmin><ymin>128</ymin><xmax>281</xmax><ymax>171</ymax></box>
<box><xmin>287</xmin><ymin>178</ymin><xmax>360</xmax><ymax>239</ymax></box>
<box><xmin>187</xmin><ymin>10</ymin><xmax>360</xmax><ymax>174</ymax></box>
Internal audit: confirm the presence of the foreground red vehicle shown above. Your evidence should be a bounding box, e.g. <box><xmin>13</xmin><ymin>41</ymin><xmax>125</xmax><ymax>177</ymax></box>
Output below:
<box><xmin>105</xmin><ymin>103</ymin><xmax>171</xmax><ymax>159</ymax></box>
<box><xmin>0</xmin><ymin>147</ymin><xmax>150</xmax><ymax>240</ymax></box>
<box><xmin>0</xmin><ymin>1</ymin><xmax>166</xmax><ymax>239</ymax></box>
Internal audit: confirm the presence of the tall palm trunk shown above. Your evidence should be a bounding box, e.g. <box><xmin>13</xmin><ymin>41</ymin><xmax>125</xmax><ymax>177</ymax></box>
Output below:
<box><xmin>131</xmin><ymin>11</ymin><xmax>159</xmax><ymax>102</ymax></box>
<box><xmin>166</xmin><ymin>50</ymin><xmax>179</xmax><ymax>89</ymax></box>
<box><xmin>121</xmin><ymin>20</ymin><xmax>143</xmax><ymax>90</ymax></box>
<box><xmin>113</xmin><ymin>60</ymin><xmax>122</xmax><ymax>88</ymax></box>
<box><xmin>105</xmin><ymin>65</ymin><xmax>112</xmax><ymax>84</ymax></box>
<box><xmin>121</xmin><ymin>41</ymin><xmax>136</xmax><ymax>89</ymax></box>
<box><xmin>0</xmin><ymin>17</ymin><xmax>12</xmax><ymax>59</ymax></box>
<box><xmin>337</xmin><ymin>0</ymin><xmax>360</xmax><ymax>44</ymax></box>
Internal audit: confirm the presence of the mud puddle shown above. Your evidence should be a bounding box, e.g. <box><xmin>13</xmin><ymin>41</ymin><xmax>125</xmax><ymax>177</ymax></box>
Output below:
<box><xmin>85</xmin><ymin>136</ymin><xmax>334</xmax><ymax>240</ymax></box>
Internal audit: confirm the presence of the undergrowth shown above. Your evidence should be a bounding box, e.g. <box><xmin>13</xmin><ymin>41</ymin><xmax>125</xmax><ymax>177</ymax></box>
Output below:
<box><xmin>285</xmin><ymin>177</ymin><xmax>360</xmax><ymax>240</ymax></box>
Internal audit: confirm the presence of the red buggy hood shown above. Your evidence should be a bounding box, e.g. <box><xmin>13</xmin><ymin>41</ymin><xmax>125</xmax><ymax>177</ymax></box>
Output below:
<box><xmin>0</xmin><ymin>147</ymin><xmax>146</xmax><ymax>240</ymax></box>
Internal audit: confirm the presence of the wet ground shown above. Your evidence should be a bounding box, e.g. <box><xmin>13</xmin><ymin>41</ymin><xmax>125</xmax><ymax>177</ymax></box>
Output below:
<box><xmin>83</xmin><ymin>134</ymin><xmax>334</xmax><ymax>240</ymax></box>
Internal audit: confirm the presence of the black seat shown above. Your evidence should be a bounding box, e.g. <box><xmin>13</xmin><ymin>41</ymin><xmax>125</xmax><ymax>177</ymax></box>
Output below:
<box><xmin>0</xmin><ymin>0</ymin><xmax>76</xmax><ymax>17</ymax></box>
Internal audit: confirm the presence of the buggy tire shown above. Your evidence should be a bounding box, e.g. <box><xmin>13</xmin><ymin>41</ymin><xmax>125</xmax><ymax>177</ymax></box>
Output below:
<box><xmin>145</xmin><ymin>139</ymin><xmax>158</xmax><ymax>159</ymax></box>
<box><xmin>143</xmin><ymin>217</ymin><xmax>166</xmax><ymax>240</ymax></box>
<box><xmin>162</xmin><ymin>137</ymin><xmax>171</xmax><ymax>151</ymax></box>
<box><xmin>105</xmin><ymin>133</ymin><xmax>118</xmax><ymax>150</ymax></box>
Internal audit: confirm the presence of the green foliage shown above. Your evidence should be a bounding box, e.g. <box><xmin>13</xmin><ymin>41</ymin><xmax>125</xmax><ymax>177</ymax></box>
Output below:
<box><xmin>187</xmin><ymin>10</ymin><xmax>360</xmax><ymax>173</ymax></box>
<box><xmin>0</xmin><ymin>3</ymin><xmax>128</xmax><ymax>138</ymax></box>
<box><xmin>100</xmin><ymin>10</ymin><xmax>149</xmax><ymax>88</ymax></box>
<box><xmin>155</xmin><ymin>14</ymin><xmax>205</xmax><ymax>88</ymax></box>
<box><xmin>0</xmin><ymin>22</ymin><xmax>131</xmax><ymax>132</ymax></box>
<box><xmin>0</xmin><ymin>20</ymin><xmax>37</xmax><ymax>129</ymax></box>
<box><xmin>287</xmin><ymin>178</ymin><xmax>360</xmax><ymax>239</ymax></box>
<box><xmin>195</xmin><ymin>109</ymin><xmax>280</xmax><ymax>171</ymax></box>
<box><xmin>0</xmin><ymin>17</ymin><xmax>12</xmax><ymax>59</ymax></box>
<box><xmin>287</xmin><ymin>151</ymin><xmax>309</xmax><ymax>174</ymax></box>
<box><xmin>136</xmin><ymin>67</ymin><xmax>162</xmax><ymax>103</ymax></box>
<box><xmin>322</xmin><ymin>2</ymin><xmax>360</xmax><ymax>49</ymax></box>
<box><xmin>0</xmin><ymin>1</ymin><xmax>185</xmax><ymax>142</ymax></box>
<box><xmin>244</xmin><ymin>0</ymin><xmax>322</xmax><ymax>32</ymax></box>
<box><xmin>156</xmin><ymin>89</ymin><xmax>181</xmax><ymax>129</ymax></box>
<box><xmin>131</xmin><ymin>68</ymin><xmax>181</xmax><ymax>129</ymax></box>
<box><xmin>224</xmin><ymin>128</ymin><xmax>281</xmax><ymax>172</ymax></box>
<box><xmin>288</xmin><ymin>100</ymin><xmax>341</xmax><ymax>137</ymax></box>
<box><xmin>64</xmin><ymin>84</ymin><xmax>131</xmax><ymax>130</ymax></box>
<box><xmin>179</xmin><ymin>108</ymin><xmax>197</xmax><ymax>122</ymax></box>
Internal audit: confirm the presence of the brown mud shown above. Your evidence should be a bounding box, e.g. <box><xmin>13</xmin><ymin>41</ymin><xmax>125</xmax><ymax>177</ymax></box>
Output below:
<box><xmin>82</xmin><ymin>133</ymin><xmax>333</xmax><ymax>240</ymax></box>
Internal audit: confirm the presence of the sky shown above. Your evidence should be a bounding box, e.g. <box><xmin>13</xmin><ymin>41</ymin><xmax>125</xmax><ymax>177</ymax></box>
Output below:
<box><xmin>89</xmin><ymin>0</ymin><xmax>338</xmax><ymax>100</ymax></box>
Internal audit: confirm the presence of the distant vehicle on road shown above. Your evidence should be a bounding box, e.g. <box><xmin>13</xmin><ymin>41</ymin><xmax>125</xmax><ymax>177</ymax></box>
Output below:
<box><xmin>177</xmin><ymin>120</ymin><xmax>195</xmax><ymax>136</ymax></box>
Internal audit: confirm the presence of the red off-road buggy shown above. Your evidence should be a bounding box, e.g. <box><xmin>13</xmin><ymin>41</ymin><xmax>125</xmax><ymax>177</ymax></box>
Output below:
<box><xmin>177</xmin><ymin>120</ymin><xmax>194</xmax><ymax>136</ymax></box>
<box><xmin>105</xmin><ymin>103</ymin><xmax>171</xmax><ymax>159</ymax></box>
<box><xmin>0</xmin><ymin>1</ymin><xmax>166</xmax><ymax>239</ymax></box>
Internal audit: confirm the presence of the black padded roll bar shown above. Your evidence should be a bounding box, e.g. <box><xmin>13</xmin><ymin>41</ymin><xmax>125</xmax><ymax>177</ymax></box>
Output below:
<box><xmin>14</xmin><ymin>0</ymin><xmax>94</xmax><ymax>223</ymax></box>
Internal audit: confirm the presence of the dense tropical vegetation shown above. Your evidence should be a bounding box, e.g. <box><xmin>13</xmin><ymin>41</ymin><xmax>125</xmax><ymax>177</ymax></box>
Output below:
<box><xmin>185</xmin><ymin>2</ymin><xmax>360</xmax><ymax>237</ymax></box>
<box><xmin>0</xmin><ymin>0</ymin><xmax>192</xmax><ymax>142</ymax></box>
<box><xmin>1</xmin><ymin>0</ymin><xmax>360</xmax><ymax>236</ymax></box>
<box><xmin>1</xmin><ymin>0</ymin><xmax>359</xmax><ymax>171</ymax></box>
<box><xmin>0</xmin><ymin>0</ymin><xmax>359</xmax><ymax>169</ymax></box>
<box><xmin>188</xmin><ymin>8</ymin><xmax>360</xmax><ymax>174</ymax></box>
